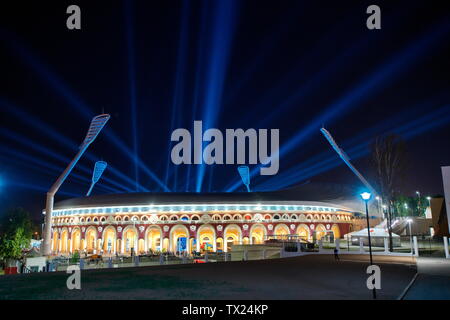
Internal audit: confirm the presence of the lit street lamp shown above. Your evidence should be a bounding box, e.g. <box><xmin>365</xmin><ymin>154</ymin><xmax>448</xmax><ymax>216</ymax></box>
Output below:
<box><xmin>416</xmin><ymin>191</ymin><xmax>422</xmax><ymax>216</ymax></box>
<box><xmin>360</xmin><ymin>191</ymin><xmax>376</xmax><ymax>299</ymax></box>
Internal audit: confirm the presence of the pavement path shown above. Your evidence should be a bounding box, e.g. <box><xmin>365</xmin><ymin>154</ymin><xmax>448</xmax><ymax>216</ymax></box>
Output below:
<box><xmin>0</xmin><ymin>254</ymin><xmax>415</xmax><ymax>300</ymax></box>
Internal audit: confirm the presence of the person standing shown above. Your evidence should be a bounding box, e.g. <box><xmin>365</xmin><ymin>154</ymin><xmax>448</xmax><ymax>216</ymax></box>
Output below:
<box><xmin>334</xmin><ymin>247</ymin><xmax>340</xmax><ymax>261</ymax></box>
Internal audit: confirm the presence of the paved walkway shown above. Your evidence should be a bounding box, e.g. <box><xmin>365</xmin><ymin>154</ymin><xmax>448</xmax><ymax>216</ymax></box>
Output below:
<box><xmin>0</xmin><ymin>255</ymin><xmax>415</xmax><ymax>299</ymax></box>
<box><xmin>402</xmin><ymin>257</ymin><xmax>450</xmax><ymax>300</ymax></box>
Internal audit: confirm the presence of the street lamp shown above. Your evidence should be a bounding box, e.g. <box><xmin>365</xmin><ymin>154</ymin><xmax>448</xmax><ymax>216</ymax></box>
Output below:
<box><xmin>407</xmin><ymin>218</ymin><xmax>413</xmax><ymax>254</ymax></box>
<box><xmin>416</xmin><ymin>191</ymin><xmax>422</xmax><ymax>216</ymax></box>
<box><xmin>42</xmin><ymin>114</ymin><xmax>110</xmax><ymax>256</ymax></box>
<box><xmin>360</xmin><ymin>191</ymin><xmax>376</xmax><ymax>299</ymax></box>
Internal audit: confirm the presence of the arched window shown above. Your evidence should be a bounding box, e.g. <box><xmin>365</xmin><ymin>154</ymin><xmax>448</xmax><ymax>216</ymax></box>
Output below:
<box><xmin>191</xmin><ymin>216</ymin><xmax>199</xmax><ymax>221</ymax></box>
<box><xmin>273</xmin><ymin>214</ymin><xmax>280</xmax><ymax>220</ymax></box>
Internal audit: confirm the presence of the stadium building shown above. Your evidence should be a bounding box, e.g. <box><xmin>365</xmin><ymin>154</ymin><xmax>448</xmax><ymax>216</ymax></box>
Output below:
<box><xmin>46</xmin><ymin>184</ymin><xmax>369</xmax><ymax>256</ymax></box>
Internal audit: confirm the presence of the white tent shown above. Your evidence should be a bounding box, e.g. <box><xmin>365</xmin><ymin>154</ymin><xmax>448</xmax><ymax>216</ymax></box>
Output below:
<box><xmin>346</xmin><ymin>228</ymin><xmax>401</xmax><ymax>247</ymax></box>
<box><xmin>347</xmin><ymin>228</ymin><xmax>400</xmax><ymax>238</ymax></box>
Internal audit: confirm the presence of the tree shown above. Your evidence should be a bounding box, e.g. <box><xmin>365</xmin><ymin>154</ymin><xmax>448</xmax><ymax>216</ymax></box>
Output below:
<box><xmin>0</xmin><ymin>208</ymin><xmax>34</xmax><ymax>263</ymax></box>
<box><xmin>371</xmin><ymin>135</ymin><xmax>407</xmax><ymax>251</ymax></box>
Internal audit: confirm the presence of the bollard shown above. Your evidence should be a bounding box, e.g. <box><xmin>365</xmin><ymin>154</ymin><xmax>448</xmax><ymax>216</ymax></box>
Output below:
<box><xmin>244</xmin><ymin>249</ymin><xmax>248</xmax><ymax>261</ymax></box>
<box><xmin>262</xmin><ymin>249</ymin><xmax>267</xmax><ymax>259</ymax></box>
<box><xmin>335</xmin><ymin>238</ymin><xmax>340</xmax><ymax>251</ymax></box>
<box><xmin>413</xmin><ymin>236</ymin><xmax>419</xmax><ymax>257</ymax></box>
<box><xmin>205</xmin><ymin>251</ymin><xmax>208</xmax><ymax>263</ymax></box>
<box><xmin>134</xmin><ymin>255</ymin><xmax>139</xmax><ymax>267</ymax></box>
<box><xmin>108</xmin><ymin>257</ymin><xmax>113</xmax><ymax>268</ymax></box>
<box><xmin>79</xmin><ymin>258</ymin><xmax>84</xmax><ymax>270</ymax></box>
<box><xmin>359</xmin><ymin>238</ymin><xmax>364</xmax><ymax>253</ymax></box>
<box><xmin>384</xmin><ymin>237</ymin><xmax>389</xmax><ymax>253</ymax></box>
<box><xmin>444</xmin><ymin>236</ymin><xmax>449</xmax><ymax>259</ymax></box>
<box><xmin>159</xmin><ymin>254</ymin><xmax>164</xmax><ymax>265</ymax></box>
<box><xmin>318</xmin><ymin>239</ymin><xmax>323</xmax><ymax>251</ymax></box>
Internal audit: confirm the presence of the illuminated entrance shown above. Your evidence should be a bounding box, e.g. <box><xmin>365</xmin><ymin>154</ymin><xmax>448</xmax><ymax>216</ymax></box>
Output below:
<box><xmin>315</xmin><ymin>224</ymin><xmax>326</xmax><ymax>240</ymax></box>
<box><xmin>146</xmin><ymin>226</ymin><xmax>162</xmax><ymax>252</ymax></box>
<box><xmin>274</xmin><ymin>224</ymin><xmax>290</xmax><ymax>236</ymax></box>
<box><xmin>250</xmin><ymin>224</ymin><xmax>266</xmax><ymax>244</ymax></box>
<box><xmin>170</xmin><ymin>225</ymin><xmax>189</xmax><ymax>253</ymax></box>
<box><xmin>52</xmin><ymin>231</ymin><xmax>58</xmax><ymax>252</ymax></box>
<box><xmin>197</xmin><ymin>225</ymin><xmax>216</xmax><ymax>252</ymax></box>
<box><xmin>102</xmin><ymin>226</ymin><xmax>116</xmax><ymax>254</ymax></box>
<box><xmin>71</xmin><ymin>228</ymin><xmax>81</xmax><ymax>253</ymax></box>
<box><xmin>224</xmin><ymin>225</ymin><xmax>242</xmax><ymax>252</ymax></box>
<box><xmin>123</xmin><ymin>227</ymin><xmax>137</xmax><ymax>255</ymax></box>
<box><xmin>85</xmin><ymin>227</ymin><xmax>97</xmax><ymax>253</ymax></box>
<box><xmin>296</xmin><ymin>224</ymin><xmax>310</xmax><ymax>242</ymax></box>
<box><xmin>60</xmin><ymin>229</ymin><xmax>69</xmax><ymax>253</ymax></box>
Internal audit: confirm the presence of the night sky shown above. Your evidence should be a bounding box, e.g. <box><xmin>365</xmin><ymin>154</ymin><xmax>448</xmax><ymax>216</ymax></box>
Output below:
<box><xmin>1</xmin><ymin>0</ymin><xmax>450</xmax><ymax>221</ymax></box>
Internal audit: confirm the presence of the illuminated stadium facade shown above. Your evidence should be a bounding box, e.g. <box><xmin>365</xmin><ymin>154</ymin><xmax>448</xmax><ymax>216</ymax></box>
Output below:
<box><xmin>47</xmin><ymin>189</ymin><xmax>356</xmax><ymax>256</ymax></box>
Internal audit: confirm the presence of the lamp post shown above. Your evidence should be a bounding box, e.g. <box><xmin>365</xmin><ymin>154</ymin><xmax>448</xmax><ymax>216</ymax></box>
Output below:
<box><xmin>416</xmin><ymin>191</ymin><xmax>422</xmax><ymax>216</ymax></box>
<box><xmin>407</xmin><ymin>218</ymin><xmax>413</xmax><ymax>254</ymax></box>
<box><xmin>360</xmin><ymin>191</ymin><xmax>376</xmax><ymax>299</ymax></box>
<box><xmin>42</xmin><ymin>114</ymin><xmax>110</xmax><ymax>256</ymax></box>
